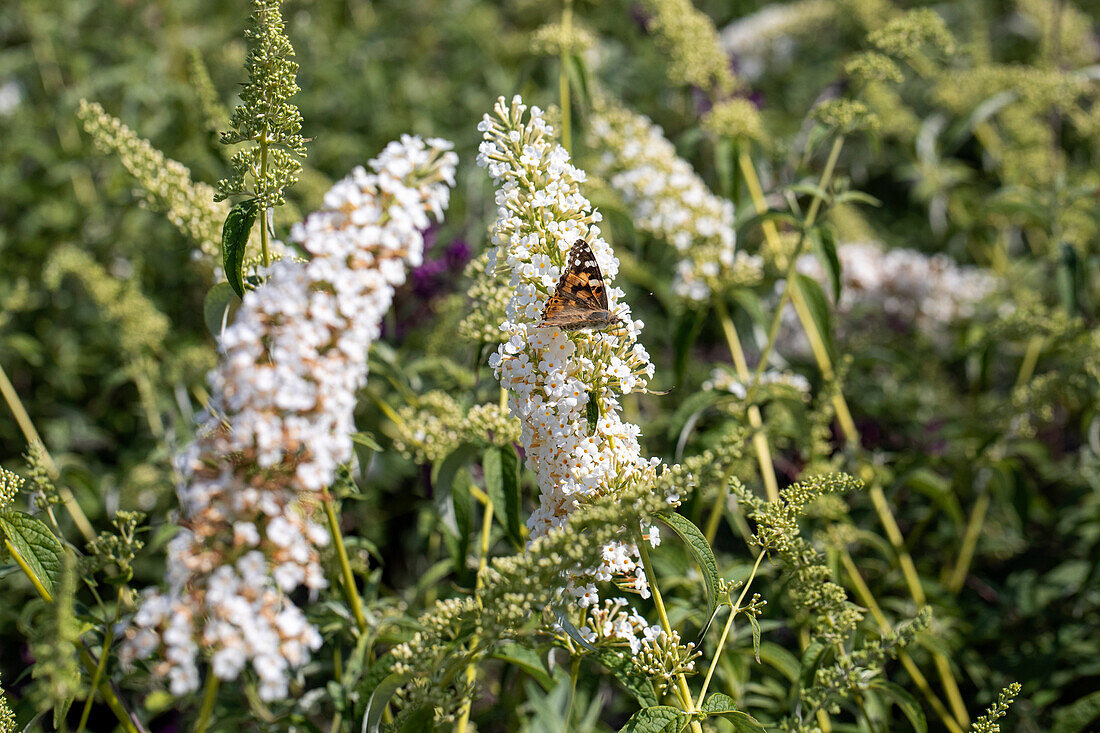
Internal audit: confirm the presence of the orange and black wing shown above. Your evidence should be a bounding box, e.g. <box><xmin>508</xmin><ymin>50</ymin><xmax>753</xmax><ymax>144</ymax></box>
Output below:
<box><xmin>540</xmin><ymin>240</ymin><xmax>609</xmax><ymax>328</ymax></box>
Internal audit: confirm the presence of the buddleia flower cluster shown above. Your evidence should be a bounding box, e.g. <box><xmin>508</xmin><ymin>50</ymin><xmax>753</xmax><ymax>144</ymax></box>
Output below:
<box><xmin>588</xmin><ymin>96</ymin><xmax>762</xmax><ymax>301</ymax></box>
<box><xmin>77</xmin><ymin>100</ymin><xmax>225</xmax><ymax>261</ymax></box>
<box><xmin>971</xmin><ymin>682</ymin><xmax>1022</xmax><ymax>733</ymax></box>
<box><xmin>392</xmin><ymin>391</ymin><xmax>521</xmax><ymax>464</ymax></box>
<box><xmin>0</xmin><ymin>674</ymin><xmax>12</xmax><ymax>733</ymax></box>
<box><xmin>779</xmin><ymin>241</ymin><xmax>994</xmax><ymax>355</ymax></box>
<box><xmin>719</xmin><ymin>0</ymin><xmax>834</xmax><ymax>81</ymax></box>
<box><xmin>704</xmin><ymin>367</ymin><xmax>811</xmax><ymax>401</ymax></box>
<box><xmin>477</xmin><ymin>95</ymin><xmax>667</xmax><ymax>634</ymax></box>
<box><xmin>803</xmin><ymin>608</ymin><xmax>931</xmax><ymax>716</ymax></box>
<box><xmin>456</xmin><ymin>251</ymin><xmax>511</xmax><ymax>344</ymax></box>
<box><xmin>215</xmin><ymin>0</ymin><xmax>307</xmax><ymax>209</ymax></box>
<box><xmin>735</xmin><ymin>474</ymin><xmax>865</xmax><ymax>644</ymax></box>
<box><xmin>389</xmin><ymin>455</ymin><xmax>709</xmax><ymax>716</ymax></box>
<box><xmin>119</xmin><ymin>136</ymin><xmax>457</xmax><ymax>700</ymax></box>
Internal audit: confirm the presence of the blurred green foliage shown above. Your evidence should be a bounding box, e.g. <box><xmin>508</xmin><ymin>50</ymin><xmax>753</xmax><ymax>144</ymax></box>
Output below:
<box><xmin>1</xmin><ymin>0</ymin><xmax>1098</xmax><ymax>730</ymax></box>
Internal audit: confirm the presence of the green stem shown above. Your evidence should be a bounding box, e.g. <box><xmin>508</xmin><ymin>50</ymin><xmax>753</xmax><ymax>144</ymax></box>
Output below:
<box><xmin>0</xmin><ymin>361</ymin><xmax>95</xmax><ymax>541</ymax></box>
<box><xmin>76</xmin><ymin>624</ymin><xmax>114</xmax><ymax>733</ymax></box>
<box><xmin>740</xmin><ymin>230</ymin><xmax>810</xmax><ymax>408</ymax></box>
<box><xmin>1014</xmin><ymin>336</ymin><xmax>1043</xmax><ymax>390</ymax></box>
<box><xmin>695</xmin><ymin>550</ymin><xmax>766</xmax><ymax>707</ymax></box>
<box><xmin>77</xmin><ymin>586</ymin><xmax>126</xmax><ymax>733</ymax></box>
<box><xmin>455</xmin><ymin>498</ymin><xmax>495</xmax><ymax>733</ymax></box>
<box><xmin>7</xmin><ymin>540</ymin><xmax>140</xmax><ymax>733</ymax></box>
<box><xmin>737</xmin><ymin>143</ymin><xmax>860</xmax><ymax>446</ymax></box>
<box><xmin>566</xmin><ymin>654</ymin><xmax>581</xmax><ymax>730</ymax></box>
<box><xmin>323</xmin><ymin>495</ymin><xmax>367</xmax><ymax>633</ymax></box>
<box><xmin>258</xmin><ymin>134</ymin><xmax>272</xmax><ymax>267</ymax></box>
<box><xmin>195</xmin><ymin>671</ymin><xmax>220</xmax><ymax>733</ymax></box>
<box><xmin>869</xmin><ymin>485</ymin><xmax>970</xmax><ymax>727</ymax></box>
<box><xmin>713</xmin><ymin>299</ymin><xmax>780</xmax><ymax>502</ymax></box>
<box><xmin>840</xmin><ymin>550</ymin><xmax>965</xmax><ymax>733</ymax></box>
<box><xmin>558</xmin><ymin>0</ymin><xmax>573</xmax><ymax>155</ymax></box>
<box><xmin>948</xmin><ymin>492</ymin><xmax>990</xmax><ymax>594</ymax></box>
<box><xmin>635</xmin><ymin>530</ymin><xmax>703</xmax><ymax>732</ymax></box>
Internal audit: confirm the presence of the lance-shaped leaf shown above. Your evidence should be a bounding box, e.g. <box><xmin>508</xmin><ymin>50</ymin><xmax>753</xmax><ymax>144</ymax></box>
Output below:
<box><xmin>222</xmin><ymin>197</ymin><xmax>258</xmax><ymax>298</ymax></box>
<box><xmin>655</xmin><ymin>512</ymin><xmax>720</xmax><ymax>634</ymax></box>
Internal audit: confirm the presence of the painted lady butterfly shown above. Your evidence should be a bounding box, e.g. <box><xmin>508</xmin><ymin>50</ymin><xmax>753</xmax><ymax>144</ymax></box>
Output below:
<box><xmin>539</xmin><ymin>239</ymin><xmax>621</xmax><ymax>331</ymax></box>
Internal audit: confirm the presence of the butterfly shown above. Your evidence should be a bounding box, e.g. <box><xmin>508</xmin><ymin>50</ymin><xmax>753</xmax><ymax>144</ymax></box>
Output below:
<box><xmin>539</xmin><ymin>239</ymin><xmax>622</xmax><ymax>331</ymax></box>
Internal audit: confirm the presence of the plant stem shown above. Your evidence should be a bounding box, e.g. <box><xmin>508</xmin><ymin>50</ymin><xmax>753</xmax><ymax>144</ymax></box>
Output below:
<box><xmin>0</xmin><ymin>361</ymin><xmax>95</xmax><ymax>541</ymax></box>
<box><xmin>1014</xmin><ymin>335</ymin><xmax>1043</xmax><ymax>390</ymax></box>
<box><xmin>713</xmin><ymin>299</ymin><xmax>780</xmax><ymax>502</ymax></box>
<box><xmin>948</xmin><ymin>492</ymin><xmax>990</xmax><ymax>593</ymax></box>
<box><xmin>839</xmin><ymin>550</ymin><xmax>965</xmax><ymax>733</ymax></box>
<box><xmin>195</xmin><ymin>670</ymin><xmax>220</xmax><ymax>733</ymax></box>
<box><xmin>635</xmin><ymin>530</ymin><xmax>703</xmax><ymax>733</ymax></box>
<box><xmin>7</xmin><ymin>540</ymin><xmax>141</xmax><ymax>733</ymax></box>
<box><xmin>77</xmin><ymin>585</ymin><xmax>126</xmax><ymax>733</ymax></box>
<box><xmin>695</xmin><ymin>550</ymin><xmax>766</xmax><ymax>707</ymax></box>
<box><xmin>76</xmin><ymin>622</ymin><xmax>114</xmax><ymax>733</ymax></box>
<box><xmin>258</xmin><ymin>133</ymin><xmax>272</xmax><ymax>267</ymax></box>
<box><xmin>866</xmin><ymin>486</ymin><xmax>970</xmax><ymax>727</ymax></box>
<box><xmin>558</xmin><ymin>0</ymin><xmax>573</xmax><ymax>155</ymax></box>
<box><xmin>322</xmin><ymin>494</ymin><xmax>367</xmax><ymax>633</ymax></box>
<box><xmin>455</xmin><ymin>497</ymin><xmax>496</xmax><ymax>733</ymax></box>
<box><xmin>566</xmin><ymin>654</ymin><xmax>581</xmax><ymax>730</ymax></box>
<box><xmin>737</xmin><ymin>146</ymin><xmax>859</xmax><ymax>445</ymax></box>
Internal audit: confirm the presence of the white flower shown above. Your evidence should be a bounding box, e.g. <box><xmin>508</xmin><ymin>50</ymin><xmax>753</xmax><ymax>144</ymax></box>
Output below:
<box><xmin>478</xmin><ymin>95</ymin><xmax>661</xmax><ymax>656</ymax></box>
<box><xmin>779</xmin><ymin>241</ymin><xmax>994</xmax><ymax>355</ymax></box>
<box><xmin>589</xmin><ymin>99</ymin><xmax>760</xmax><ymax>300</ymax></box>
<box><xmin>122</xmin><ymin>136</ymin><xmax>457</xmax><ymax>699</ymax></box>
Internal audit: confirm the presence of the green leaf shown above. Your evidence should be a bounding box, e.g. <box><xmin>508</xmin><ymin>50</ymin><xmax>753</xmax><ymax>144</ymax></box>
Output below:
<box><xmin>655</xmin><ymin>512</ymin><xmax>720</xmax><ymax>632</ymax></box>
<box><xmin>554</xmin><ymin>609</ymin><xmax>597</xmax><ymax>652</ymax></box>
<box><xmin>869</xmin><ymin>680</ymin><xmax>927</xmax><ymax>733</ymax></box>
<box><xmin>586</xmin><ymin>391</ymin><xmax>600</xmax><ymax>435</ymax></box>
<box><xmin>53</xmin><ymin>694</ymin><xmax>74</xmax><ymax>730</ymax></box>
<box><xmin>360</xmin><ymin>672</ymin><xmax>408</xmax><ymax>733</ymax></box>
<box><xmin>700</xmin><ymin>693</ymin><xmax>767</xmax><ymax>732</ymax></box>
<box><xmin>619</xmin><ymin>705</ymin><xmax>690</xmax><ymax>733</ymax></box>
<box><xmin>799</xmin><ymin>640</ymin><xmax>831</xmax><ymax>692</ymax></box>
<box><xmin>483</xmin><ymin>446</ymin><xmax>523</xmax><ymax>548</ymax></box>
<box><xmin>757</xmin><ymin>641</ymin><xmax>800</xmax><ymax>682</ymax></box>
<box><xmin>350</xmin><ymin>431</ymin><xmax>384</xmax><ymax>452</ymax></box>
<box><xmin>748</xmin><ymin>613</ymin><xmax>762</xmax><ymax>663</ymax></box>
<box><xmin>593</xmin><ymin>646</ymin><xmax>659</xmax><ymax>708</ymax></box>
<box><xmin>566</xmin><ymin>53</ymin><xmax>591</xmax><ymax>110</ymax></box>
<box><xmin>203</xmin><ymin>282</ymin><xmax>241</xmax><ymax>339</ymax></box>
<box><xmin>222</xmin><ymin>198</ymin><xmax>258</xmax><ymax>299</ymax></box>
<box><xmin>0</xmin><ymin>510</ymin><xmax>63</xmax><ymax>592</ymax></box>
<box><xmin>736</xmin><ymin>209</ymin><xmax>801</xmax><ymax>240</ymax></box>
<box><xmin>492</xmin><ymin>643</ymin><xmax>554</xmax><ymax>690</ymax></box>
<box><xmin>1052</xmin><ymin>689</ymin><xmax>1100</xmax><ymax>733</ymax></box>
<box><xmin>432</xmin><ymin>445</ymin><xmax>476</xmax><ymax>581</ymax></box>
<box><xmin>831</xmin><ymin>190</ymin><xmax>883</xmax><ymax>208</ymax></box>
<box><xmin>810</xmin><ymin>225</ymin><xmax>841</xmax><ymax>304</ymax></box>
<box><xmin>793</xmin><ymin>273</ymin><xmax>836</xmax><ymax>361</ymax></box>
<box><xmin>902</xmin><ymin>468</ymin><xmax>963</xmax><ymax>527</ymax></box>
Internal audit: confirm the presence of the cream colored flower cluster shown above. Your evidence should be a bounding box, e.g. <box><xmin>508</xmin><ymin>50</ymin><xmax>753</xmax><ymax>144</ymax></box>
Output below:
<box><xmin>780</xmin><ymin>241</ymin><xmax>994</xmax><ymax>355</ymax></box>
<box><xmin>120</xmin><ymin>136</ymin><xmax>457</xmax><ymax>700</ymax></box>
<box><xmin>478</xmin><ymin>96</ymin><xmax>675</xmax><ymax>647</ymax></box>
<box><xmin>588</xmin><ymin>97</ymin><xmax>762</xmax><ymax>300</ymax></box>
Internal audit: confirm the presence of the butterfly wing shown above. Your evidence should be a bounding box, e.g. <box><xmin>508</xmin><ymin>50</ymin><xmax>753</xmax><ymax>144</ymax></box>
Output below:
<box><xmin>540</xmin><ymin>239</ymin><xmax>615</xmax><ymax>330</ymax></box>
<box><xmin>557</xmin><ymin>239</ymin><xmax>609</xmax><ymax>310</ymax></box>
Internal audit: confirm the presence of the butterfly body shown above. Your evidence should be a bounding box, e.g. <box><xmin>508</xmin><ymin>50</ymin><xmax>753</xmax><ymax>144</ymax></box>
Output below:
<box><xmin>539</xmin><ymin>239</ymin><xmax>622</xmax><ymax>331</ymax></box>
